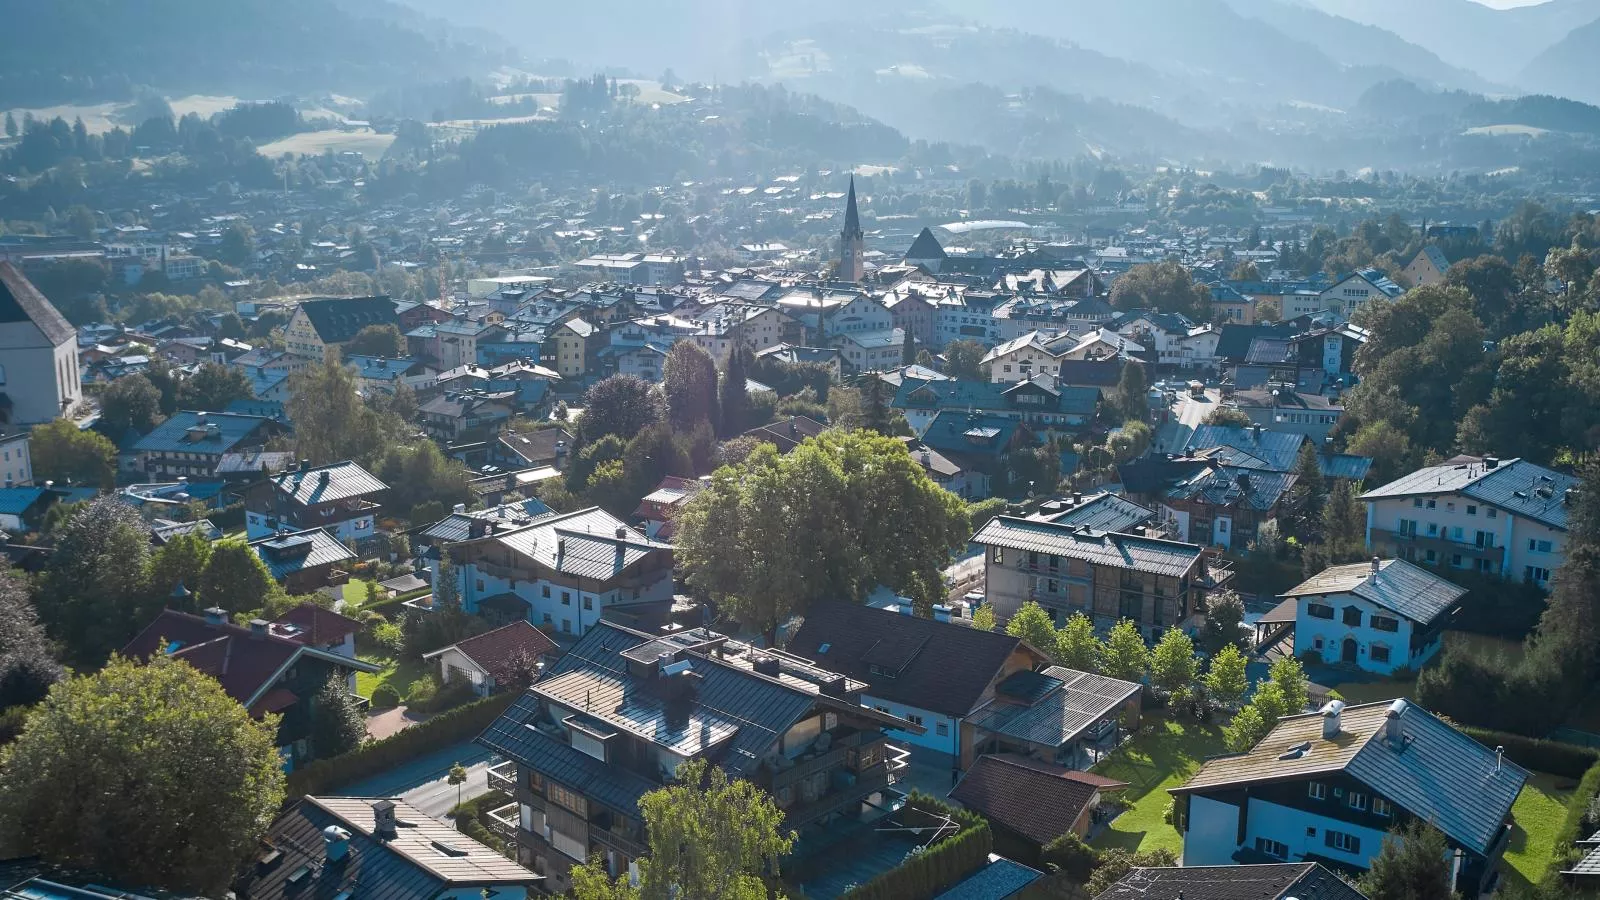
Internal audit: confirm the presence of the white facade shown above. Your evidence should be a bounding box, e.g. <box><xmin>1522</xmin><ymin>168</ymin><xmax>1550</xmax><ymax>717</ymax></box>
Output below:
<box><xmin>1294</xmin><ymin>589</ymin><xmax>1437</xmax><ymax>676</ymax></box>
<box><xmin>860</xmin><ymin>693</ymin><xmax>962</xmax><ymax>765</ymax></box>
<box><xmin>246</xmin><ymin>508</ymin><xmax>374</xmax><ymax>544</ymax></box>
<box><xmin>935</xmin><ymin>300</ymin><xmax>1001</xmax><ymax>347</ymax></box>
<box><xmin>0</xmin><ymin>322</ymin><xmax>81</xmax><ymax>426</ymax></box>
<box><xmin>427</xmin><ymin>645</ymin><xmax>496</xmax><ymax>697</ymax></box>
<box><xmin>0</xmin><ymin>434</ymin><xmax>31</xmax><ymax>487</ymax></box>
<box><xmin>449</xmin><ymin>562</ymin><xmax>673</xmax><ymax>638</ymax></box>
<box><xmin>1364</xmin><ymin>493</ymin><xmax>1567</xmax><ymax>587</ymax></box>
<box><xmin>1184</xmin><ymin>794</ymin><xmax>1390</xmax><ymax>872</ymax></box>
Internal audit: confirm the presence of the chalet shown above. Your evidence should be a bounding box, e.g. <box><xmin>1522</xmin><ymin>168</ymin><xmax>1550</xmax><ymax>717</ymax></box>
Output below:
<box><xmin>130</xmin><ymin>411</ymin><xmax>285</xmax><ymax>479</ymax></box>
<box><xmin>1171</xmin><ymin>699</ymin><xmax>1525</xmax><ymax>898</ymax></box>
<box><xmin>243</xmin><ymin>459</ymin><xmax>387</xmax><ymax>543</ymax></box>
<box><xmin>283</xmin><ymin>296</ymin><xmax>399</xmax><ymax>360</ymax></box>
<box><xmin>476</xmin><ymin>621</ymin><xmax>917</xmax><ymax>892</ymax></box>
<box><xmin>1281</xmin><ymin>558</ymin><xmax>1466</xmax><ymax>675</ymax></box>
<box><xmin>1400</xmin><ymin>246</ymin><xmax>1451</xmax><ymax>288</ymax></box>
<box><xmin>251</xmin><ymin>528</ymin><xmax>358</xmax><ymax>594</ymax></box>
<box><xmin>425</xmin><ymin>620</ymin><xmax>559</xmax><ymax>697</ymax></box>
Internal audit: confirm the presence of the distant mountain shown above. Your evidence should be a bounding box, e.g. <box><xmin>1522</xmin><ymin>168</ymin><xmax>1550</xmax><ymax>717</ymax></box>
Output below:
<box><xmin>1519</xmin><ymin>16</ymin><xmax>1600</xmax><ymax>105</ymax></box>
<box><xmin>1306</xmin><ymin>0</ymin><xmax>1600</xmax><ymax>83</ymax></box>
<box><xmin>935</xmin><ymin>0</ymin><xmax>1457</xmax><ymax>108</ymax></box>
<box><xmin>0</xmin><ymin>0</ymin><xmax>486</xmax><ymax>107</ymax></box>
<box><xmin>1222</xmin><ymin>0</ymin><xmax>1495</xmax><ymax>92</ymax></box>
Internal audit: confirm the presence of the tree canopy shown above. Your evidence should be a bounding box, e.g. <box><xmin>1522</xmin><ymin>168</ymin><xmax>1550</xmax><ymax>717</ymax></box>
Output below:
<box><xmin>663</xmin><ymin>341</ymin><xmax>719</xmax><ymax>433</ymax></box>
<box><xmin>37</xmin><ymin>497</ymin><xmax>156</xmax><ymax>667</ymax></box>
<box><xmin>30</xmin><ymin>419</ymin><xmax>116</xmax><ymax>488</ymax></box>
<box><xmin>1109</xmin><ymin>260</ymin><xmax>1211</xmax><ymax>319</ymax></box>
<box><xmin>676</xmin><ymin>430</ymin><xmax>969</xmax><ymax>636</ymax></box>
<box><xmin>343</xmin><ymin>323</ymin><xmax>406</xmax><ymax>358</ymax></box>
<box><xmin>0</xmin><ymin>656</ymin><xmax>285</xmax><ymax>895</ymax></box>
<box><xmin>577</xmin><ymin>374</ymin><xmax>664</xmax><ymax>446</ymax></box>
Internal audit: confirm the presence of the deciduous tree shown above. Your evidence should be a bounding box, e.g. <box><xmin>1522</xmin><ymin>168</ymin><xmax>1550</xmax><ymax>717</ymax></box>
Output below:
<box><xmin>0</xmin><ymin>656</ymin><xmax>285</xmax><ymax>894</ymax></box>
<box><xmin>943</xmin><ymin>339</ymin><xmax>990</xmax><ymax>381</ymax></box>
<box><xmin>578</xmin><ymin>375</ymin><xmax>664</xmax><ymax>446</ymax></box>
<box><xmin>30</xmin><ymin>419</ymin><xmax>115</xmax><ymax>488</ymax></box>
<box><xmin>635</xmin><ymin>759</ymin><xmax>793</xmax><ymax>900</ymax></box>
<box><xmin>177</xmin><ymin>362</ymin><xmax>254</xmax><ymax>411</ymax></box>
<box><xmin>1149</xmin><ymin>628</ymin><xmax>1198</xmax><ymax>697</ymax></box>
<box><xmin>719</xmin><ymin>348</ymin><xmax>751</xmax><ymax>438</ymax></box>
<box><xmin>97</xmin><ymin>374</ymin><xmax>164</xmax><ymax>436</ymax></box>
<box><xmin>1101</xmin><ymin>619</ymin><xmax>1149</xmax><ymax>683</ymax></box>
<box><xmin>1360</xmin><ymin>820</ymin><xmax>1452</xmax><ymax>900</ymax></box>
<box><xmin>200</xmin><ymin>539</ymin><xmax>279</xmax><ymax>615</ymax></box>
<box><xmin>1203</xmin><ymin>644</ymin><xmax>1249</xmax><ymax>710</ymax></box>
<box><xmin>343</xmin><ymin>323</ymin><xmax>406</xmax><ymax>358</ymax></box>
<box><xmin>38</xmin><ymin>497</ymin><xmax>154</xmax><ymax>667</ymax></box>
<box><xmin>0</xmin><ymin>572</ymin><xmax>61</xmax><ymax>712</ymax></box>
<box><xmin>1109</xmin><ymin>261</ymin><xmax>1211</xmax><ymax>319</ymax></box>
<box><xmin>1006</xmin><ymin>601</ymin><xmax>1060</xmax><ymax>659</ymax></box>
<box><xmin>1057</xmin><ymin>612</ymin><xmax>1103</xmax><ymax>671</ymax></box>
<box><xmin>663</xmin><ymin>342</ymin><xmax>719</xmax><ymax>433</ymax></box>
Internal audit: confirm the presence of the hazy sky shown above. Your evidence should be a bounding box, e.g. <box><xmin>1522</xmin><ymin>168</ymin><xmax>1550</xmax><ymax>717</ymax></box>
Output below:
<box><xmin>1471</xmin><ymin>0</ymin><xmax>1547</xmax><ymax>7</ymax></box>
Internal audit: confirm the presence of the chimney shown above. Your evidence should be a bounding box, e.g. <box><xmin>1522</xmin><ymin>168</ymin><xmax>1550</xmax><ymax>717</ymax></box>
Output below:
<box><xmin>322</xmin><ymin>825</ymin><xmax>352</xmax><ymax>863</ymax></box>
<box><xmin>299</xmin><ymin>458</ymin><xmax>310</xmax><ymax>472</ymax></box>
<box><xmin>616</xmin><ymin>526</ymin><xmax>627</xmax><ymax>539</ymax></box>
<box><xmin>1484</xmin><ymin>455</ymin><xmax>1499</xmax><ymax>470</ymax></box>
<box><xmin>372</xmin><ymin>799</ymin><xmax>398</xmax><ymax>839</ymax></box>
<box><xmin>1371</xmin><ymin>556</ymin><xmax>1381</xmax><ymax>578</ymax></box>
<box><xmin>249</xmin><ymin>618</ymin><xmax>269</xmax><ymax>638</ymax></box>
<box><xmin>1384</xmin><ymin>698</ymin><xmax>1407</xmax><ymax>745</ymax></box>
<box><xmin>452</xmin><ymin>503</ymin><xmax>467</xmax><ymax>514</ymax></box>
<box><xmin>1320</xmin><ymin>699</ymin><xmax>1346</xmax><ymax>740</ymax></box>
<box><xmin>1251</xmin><ymin>423</ymin><xmax>1263</xmax><ymax>442</ymax></box>
<box><xmin>1495</xmin><ymin>745</ymin><xmax>1505</xmax><ymax>774</ymax></box>
<box><xmin>203</xmin><ymin>607</ymin><xmax>227</xmax><ymax>627</ymax></box>
<box><xmin>751</xmin><ymin>655</ymin><xmax>781</xmax><ymax>678</ymax></box>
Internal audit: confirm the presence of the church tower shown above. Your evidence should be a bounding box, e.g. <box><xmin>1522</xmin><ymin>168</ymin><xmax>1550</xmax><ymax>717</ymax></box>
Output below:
<box><xmin>839</xmin><ymin>175</ymin><xmax>865</xmax><ymax>282</ymax></box>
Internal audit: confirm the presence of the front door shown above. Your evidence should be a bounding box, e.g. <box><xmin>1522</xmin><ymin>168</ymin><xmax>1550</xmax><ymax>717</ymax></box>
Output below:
<box><xmin>1342</xmin><ymin>638</ymin><xmax>1359</xmax><ymax>664</ymax></box>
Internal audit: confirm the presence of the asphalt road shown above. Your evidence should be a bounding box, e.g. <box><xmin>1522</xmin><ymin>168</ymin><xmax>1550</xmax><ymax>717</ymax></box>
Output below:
<box><xmin>337</xmin><ymin>739</ymin><xmax>497</xmax><ymax>819</ymax></box>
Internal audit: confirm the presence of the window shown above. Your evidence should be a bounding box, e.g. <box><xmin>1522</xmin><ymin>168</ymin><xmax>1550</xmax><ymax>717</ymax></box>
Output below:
<box><xmin>561</xmin><ymin>592</ymin><xmax>571</xmax><ymax>606</ymax></box>
<box><xmin>1424</xmin><ymin>549</ymin><xmax>1437</xmax><ymax>564</ymax></box>
<box><xmin>1488</xmin><ymin>508</ymin><xmax>1498</xmax><ymax>518</ymax></box>
<box><xmin>1308</xmin><ymin>782</ymin><xmax>1327</xmax><ymax>800</ymax></box>
<box><xmin>1531</xmin><ymin>539</ymin><xmax>1553</xmax><ymax>553</ymax></box>
<box><xmin>475</xmin><ymin>580</ymin><xmax>485</xmax><ymax>592</ymax></box>
<box><xmin>907</xmin><ymin>714</ymin><xmax>925</xmax><ymax>727</ymax></box>
<box><xmin>1451</xmin><ymin>554</ymin><xmax>1463</xmax><ymax>568</ymax></box>
<box><xmin>1427</xmin><ymin>523</ymin><xmax>1438</xmax><ymax>537</ymax></box>
<box><xmin>1452</xmin><ymin>526</ymin><xmax>1464</xmax><ymax>541</ymax></box>
<box><xmin>561</xmin><ymin>618</ymin><xmax>572</xmax><ymax>633</ymax></box>
<box><xmin>542</xmin><ymin>585</ymin><xmax>551</xmax><ymax>598</ymax></box>
<box><xmin>1373</xmin><ymin>796</ymin><xmax>1393</xmax><ymax>817</ymax></box>
<box><xmin>1526</xmin><ymin>566</ymin><xmax>1552</xmax><ymax>584</ymax></box>
<box><xmin>935</xmin><ymin>720</ymin><xmax>950</xmax><ymax>736</ymax></box>
<box><xmin>546</xmin><ymin>781</ymin><xmax>587</xmax><ymax>815</ymax></box>
<box><xmin>1426</xmin><ymin>499</ymin><xmax>1436</xmax><ymax>509</ymax></box>
<box><xmin>1308</xmin><ymin>603</ymin><xmax>1334</xmax><ymax>620</ymax></box>
<box><xmin>1326</xmin><ymin>831</ymin><xmax>1361</xmax><ymax>854</ymax></box>
<box><xmin>1371</xmin><ymin>616</ymin><xmax>1400</xmax><ymax>633</ymax></box>
<box><xmin>1342</xmin><ymin>607</ymin><xmax>1362</xmax><ymax>627</ymax></box>
<box><xmin>1348</xmin><ymin>791</ymin><xmax>1368</xmax><ymax>811</ymax></box>
<box><xmin>1413</xmin><ymin>498</ymin><xmax>1422</xmax><ymax>508</ymax></box>
<box><xmin>1254</xmin><ymin>837</ymin><xmax>1288</xmax><ymax>860</ymax></box>
<box><xmin>993</xmin><ymin>547</ymin><xmax>1004</xmax><ymax>565</ymax></box>
<box><xmin>1467</xmin><ymin>504</ymin><xmax>1478</xmax><ymax>515</ymax></box>
<box><xmin>583</xmin><ymin>596</ymin><xmax>593</xmax><ymax>610</ymax></box>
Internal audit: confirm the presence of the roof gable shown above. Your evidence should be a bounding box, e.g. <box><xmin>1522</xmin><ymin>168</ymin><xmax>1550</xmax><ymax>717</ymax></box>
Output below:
<box><xmin>0</xmin><ymin>261</ymin><xmax>75</xmax><ymax>346</ymax></box>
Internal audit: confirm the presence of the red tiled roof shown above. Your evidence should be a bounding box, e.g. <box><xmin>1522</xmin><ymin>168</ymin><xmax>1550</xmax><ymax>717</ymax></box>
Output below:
<box><xmin>271</xmin><ymin>602</ymin><xmax>361</xmax><ymax>646</ymax></box>
<box><xmin>251</xmin><ymin>687</ymin><xmax>300</xmax><ymax>716</ymax></box>
<box><xmin>125</xmin><ymin>610</ymin><xmax>299</xmax><ymax>712</ymax></box>
<box><xmin>950</xmin><ymin>754</ymin><xmax>1111</xmax><ymax>847</ymax></box>
<box><xmin>444</xmin><ymin>621</ymin><xmax>557</xmax><ymax>688</ymax></box>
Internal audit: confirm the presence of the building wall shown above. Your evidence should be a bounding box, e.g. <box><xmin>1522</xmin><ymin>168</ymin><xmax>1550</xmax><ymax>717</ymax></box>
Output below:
<box><xmin>988</xmin><ymin>346</ymin><xmax>1063</xmax><ymax>383</ymax></box>
<box><xmin>0</xmin><ymin>335</ymin><xmax>80</xmax><ymax>426</ymax></box>
<box><xmin>1181</xmin><ymin>794</ymin><xmax>1241</xmax><ymax>865</ymax></box>
<box><xmin>1237</xmin><ymin>405</ymin><xmax>1340</xmax><ymax>444</ymax></box>
<box><xmin>1293</xmin><ymin>589</ymin><xmax>1432</xmax><ymax>675</ymax></box>
<box><xmin>452</xmin><ymin>559</ymin><xmax>673</xmax><ymax>638</ymax></box>
<box><xmin>432</xmin><ymin>646</ymin><xmax>492</xmax><ymax>695</ymax></box>
<box><xmin>284</xmin><ymin>307</ymin><xmax>326</xmax><ymax>359</ymax></box>
<box><xmin>1364</xmin><ymin>492</ymin><xmax>1565</xmax><ymax>585</ymax></box>
<box><xmin>0</xmin><ymin>435</ymin><xmax>31</xmax><ymax>487</ymax></box>
<box><xmin>860</xmin><ymin>694</ymin><xmax>960</xmax><ymax>767</ymax></box>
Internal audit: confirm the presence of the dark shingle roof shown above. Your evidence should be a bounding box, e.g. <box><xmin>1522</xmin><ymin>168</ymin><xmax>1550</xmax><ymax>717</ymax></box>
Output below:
<box><xmin>932</xmin><ymin>857</ymin><xmax>1045</xmax><ymax>900</ymax></box>
<box><xmin>788</xmin><ymin>602</ymin><xmax>1036</xmax><ymax>718</ymax></box>
<box><xmin>949</xmin><ymin>755</ymin><xmax>1110</xmax><ymax>846</ymax></box>
<box><xmin>298</xmin><ymin>296</ymin><xmax>398</xmax><ymax>345</ymax></box>
<box><xmin>436</xmin><ymin>621</ymin><xmax>558</xmax><ymax>686</ymax></box>
<box><xmin>250</xmin><ymin>528</ymin><xmax>357</xmax><ymax>581</ymax></box>
<box><xmin>0</xmin><ymin>261</ymin><xmax>75</xmax><ymax>346</ymax></box>
<box><xmin>478</xmin><ymin>691</ymin><xmax>657</xmax><ymax>813</ymax></box>
<box><xmin>906</xmin><ymin>227</ymin><xmax>948</xmax><ymax>260</ymax></box>
<box><xmin>1093</xmin><ymin>863</ymin><xmax>1369</xmax><ymax>900</ymax></box>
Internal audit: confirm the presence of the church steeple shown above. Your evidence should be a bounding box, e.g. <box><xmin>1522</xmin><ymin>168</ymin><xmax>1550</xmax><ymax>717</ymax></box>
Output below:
<box><xmin>840</xmin><ymin>175</ymin><xmax>865</xmax><ymax>282</ymax></box>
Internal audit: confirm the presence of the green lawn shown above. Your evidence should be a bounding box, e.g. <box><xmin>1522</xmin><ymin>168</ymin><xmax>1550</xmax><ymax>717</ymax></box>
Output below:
<box><xmin>342</xmin><ymin>578</ymin><xmax>379</xmax><ymax>608</ymax></box>
<box><xmin>355</xmin><ymin>653</ymin><xmax>427</xmax><ymax>701</ymax></box>
<box><xmin>1330</xmin><ymin>631</ymin><xmax>1519</xmax><ymax>706</ymax></box>
<box><xmin>1090</xmin><ymin>715</ymin><xmax>1228</xmax><ymax>855</ymax></box>
<box><xmin>1502</xmin><ymin>771</ymin><xmax>1574</xmax><ymax>890</ymax></box>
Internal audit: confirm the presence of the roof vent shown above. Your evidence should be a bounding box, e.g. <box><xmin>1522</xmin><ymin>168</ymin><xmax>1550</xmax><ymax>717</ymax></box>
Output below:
<box><xmin>1385</xmin><ymin>698</ymin><xmax>1407</xmax><ymax>746</ymax></box>
<box><xmin>372</xmin><ymin>799</ymin><xmax>398</xmax><ymax>839</ymax></box>
<box><xmin>1321</xmin><ymin>699</ymin><xmax>1346</xmax><ymax>740</ymax></box>
<box><xmin>1484</xmin><ymin>455</ymin><xmax>1499</xmax><ymax>469</ymax></box>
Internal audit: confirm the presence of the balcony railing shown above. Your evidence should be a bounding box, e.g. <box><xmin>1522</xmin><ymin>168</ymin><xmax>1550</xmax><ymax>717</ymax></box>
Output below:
<box><xmin>486</xmin><ymin>802</ymin><xmax>520</xmax><ymax>844</ymax></box>
<box><xmin>589</xmin><ymin>822</ymin><xmax>648</xmax><ymax>859</ymax></box>
<box><xmin>783</xmin><ymin>765</ymin><xmax>891</xmax><ymax>827</ymax></box>
<box><xmin>487</xmin><ymin>760</ymin><xmax>517</xmax><ymax>795</ymax></box>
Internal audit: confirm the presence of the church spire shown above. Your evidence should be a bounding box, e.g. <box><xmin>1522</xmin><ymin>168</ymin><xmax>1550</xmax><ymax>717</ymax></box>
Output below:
<box><xmin>839</xmin><ymin>175</ymin><xmax>865</xmax><ymax>282</ymax></box>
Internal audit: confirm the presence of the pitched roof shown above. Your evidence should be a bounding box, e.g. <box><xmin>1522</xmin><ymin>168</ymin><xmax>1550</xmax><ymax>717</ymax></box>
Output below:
<box><xmin>1172</xmin><ymin>699</ymin><xmax>1526</xmax><ymax>856</ymax></box>
<box><xmin>462</xmin><ymin>507</ymin><xmax>671</xmax><ymax>582</ymax></box>
<box><xmin>132</xmin><ymin>411</ymin><xmax>276</xmax><ymax>455</ymax></box>
<box><xmin>427</xmin><ymin>621</ymin><xmax>557</xmax><ymax>686</ymax></box>
<box><xmin>242</xmin><ymin>795</ymin><xmax>539</xmax><ymax>900</ymax></box>
<box><xmin>743</xmin><ymin>415</ymin><xmax>828</xmax><ymax>452</ymax></box>
<box><xmin>495</xmin><ymin>428</ymin><xmax>573</xmax><ymax>465</ymax></box>
<box><xmin>788</xmin><ymin>601</ymin><xmax>1038</xmax><ymax>719</ymax></box>
<box><xmin>1359</xmin><ymin>456</ymin><xmax>1578</xmax><ymax>531</ymax></box>
<box><xmin>0</xmin><ymin>261</ymin><xmax>75</xmax><ymax>346</ymax></box>
<box><xmin>906</xmin><ymin>227</ymin><xmax>948</xmax><ymax>260</ymax></box>
<box><xmin>966</xmin><ymin>666</ymin><xmax>1142</xmax><ymax>749</ymax></box>
<box><xmin>844</xmin><ymin>175</ymin><xmax>861</xmax><ymax>234</ymax></box>
<box><xmin>250</xmin><ymin>528</ymin><xmax>358</xmax><ymax>581</ymax></box>
<box><xmin>1282</xmin><ymin>559</ymin><xmax>1466</xmax><ymax>625</ymax></box>
<box><xmin>415</xmin><ymin>500</ymin><xmax>555</xmax><ymax>544</ymax></box>
<box><xmin>972</xmin><ymin>516</ymin><xmax>1205</xmax><ymax>578</ymax></box>
<box><xmin>270</xmin><ymin>602</ymin><xmax>363</xmax><ymax>646</ymax></box>
<box><xmin>122</xmin><ymin>609</ymin><xmax>377</xmax><ymax>712</ymax></box>
<box><xmin>1093</xmin><ymin>863</ymin><xmax>1369</xmax><ymax>900</ymax></box>
<box><xmin>933</xmin><ymin>857</ymin><xmax>1045</xmax><ymax>900</ymax></box>
<box><xmin>1180</xmin><ymin>424</ymin><xmax>1305</xmax><ymax>472</ymax></box>
<box><xmin>270</xmin><ymin>460</ymin><xmax>388</xmax><ymax>506</ymax></box>
<box><xmin>951</xmin><ymin>755</ymin><xmax>1121</xmax><ymax>846</ymax></box>
<box><xmin>477</xmin><ymin>690</ymin><xmax>658</xmax><ymax>813</ymax></box>
<box><xmin>297</xmin><ymin>296</ymin><xmax>398</xmax><ymax>344</ymax></box>
<box><xmin>1166</xmin><ymin>465</ymin><xmax>1297</xmax><ymax>512</ymax></box>
<box><xmin>1032</xmin><ymin>492</ymin><xmax>1155</xmax><ymax>534</ymax></box>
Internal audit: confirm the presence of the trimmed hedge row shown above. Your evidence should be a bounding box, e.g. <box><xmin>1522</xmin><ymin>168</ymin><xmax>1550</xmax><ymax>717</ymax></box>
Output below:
<box><xmin>286</xmin><ymin>692</ymin><xmax>515</xmax><ymax>800</ymax></box>
<box><xmin>1550</xmin><ymin>760</ymin><xmax>1600</xmax><ymax>879</ymax></box>
<box><xmin>838</xmin><ymin>793</ymin><xmax>992</xmax><ymax>900</ymax></box>
<box><xmin>1461</xmin><ymin>726</ymin><xmax>1600</xmax><ymax>779</ymax></box>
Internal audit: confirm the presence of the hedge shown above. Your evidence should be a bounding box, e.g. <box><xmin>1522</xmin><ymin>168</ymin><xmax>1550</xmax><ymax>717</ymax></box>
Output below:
<box><xmin>286</xmin><ymin>692</ymin><xmax>515</xmax><ymax>800</ymax></box>
<box><xmin>1461</xmin><ymin>727</ymin><xmax>1600</xmax><ymax>779</ymax></box>
<box><xmin>837</xmin><ymin>793</ymin><xmax>992</xmax><ymax>900</ymax></box>
<box><xmin>1550</xmin><ymin>760</ymin><xmax>1600</xmax><ymax>879</ymax></box>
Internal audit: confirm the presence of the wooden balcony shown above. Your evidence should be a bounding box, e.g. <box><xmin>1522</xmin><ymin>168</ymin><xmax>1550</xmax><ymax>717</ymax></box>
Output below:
<box><xmin>487</xmin><ymin>760</ymin><xmax>517</xmax><ymax>794</ymax></box>
<box><xmin>783</xmin><ymin>765</ymin><xmax>891</xmax><ymax>828</ymax></box>
<box><xmin>486</xmin><ymin>802</ymin><xmax>520</xmax><ymax>845</ymax></box>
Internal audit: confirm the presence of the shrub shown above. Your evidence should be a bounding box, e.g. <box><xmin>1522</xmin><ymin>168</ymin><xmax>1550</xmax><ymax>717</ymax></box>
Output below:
<box><xmin>1551</xmin><ymin>761</ymin><xmax>1600</xmax><ymax>876</ymax></box>
<box><xmin>415</xmin><ymin>678</ymin><xmax>477</xmax><ymax>714</ymax></box>
<box><xmin>372</xmin><ymin>621</ymin><xmax>404</xmax><ymax>654</ymax></box>
<box><xmin>405</xmin><ymin>674</ymin><xmax>438</xmax><ymax>707</ymax></box>
<box><xmin>1040</xmin><ymin>831</ymin><xmax>1100</xmax><ymax>883</ymax></box>
<box><xmin>285</xmin><ymin>693</ymin><xmax>515</xmax><ymax>799</ymax></box>
<box><xmin>370</xmin><ymin>683</ymin><xmax>402</xmax><ymax>709</ymax></box>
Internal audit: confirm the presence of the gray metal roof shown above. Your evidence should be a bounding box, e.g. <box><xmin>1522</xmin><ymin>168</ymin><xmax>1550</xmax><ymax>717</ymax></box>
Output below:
<box><xmin>1181</xmin><ymin>425</ymin><xmax>1303</xmax><ymax>472</ymax></box>
<box><xmin>1033</xmin><ymin>492</ymin><xmax>1155</xmax><ymax>535</ymax></box>
<box><xmin>971</xmin><ymin>516</ymin><xmax>1204</xmax><ymax>578</ymax></box>
<box><xmin>967</xmin><ymin>667</ymin><xmax>1141</xmax><ymax>748</ymax></box>
<box><xmin>1166</xmin><ymin>466</ymin><xmax>1296</xmax><ymax>512</ymax></box>
<box><xmin>250</xmin><ymin>528</ymin><xmax>356</xmax><ymax>581</ymax></box>
<box><xmin>1174</xmin><ymin>700</ymin><xmax>1525</xmax><ymax>857</ymax></box>
<box><xmin>1281</xmin><ymin>559</ymin><xmax>1466</xmax><ymax>625</ymax></box>
<box><xmin>483</xmin><ymin>507</ymin><xmax>672</xmax><ymax>582</ymax></box>
<box><xmin>1564</xmin><ymin>846</ymin><xmax>1600</xmax><ymax>878</ymax></box>
<box><xmin>0</xmin><ymin>261</ymin><xmax>75</xmax><ymax>346</ymax></box>
<box><xmin>271</xmin><ymin>460</ymin><xmax>388</xmax><ymax>506</ymax></box>
<box><xmin>1360</xmin><ymin>457</ymin><xmax>1578</xmax><ymax>531</ymax></box>
<box><xmin>1094</xmin><ymin>863</ymin><xmax>1369</xmax><ymax>900</ymax></box>
<box><xmin>416</xmin><ymin>500</ymin><xmax>554</xmax><ymax>544</ymax></box>
<box><xmin>132</xmin><ymin>411</ymin><xmax>275</xmax><ymax>455</ymax></box>
<box><xmin>478</xmin><ymin>692</ymin><xmax>656</xmax><ymax>813</ymax></box>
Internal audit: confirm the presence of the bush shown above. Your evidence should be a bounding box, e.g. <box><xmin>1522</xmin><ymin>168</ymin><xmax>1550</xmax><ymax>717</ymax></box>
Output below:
<box><xmin>405</xmin><ymin>674</ymin><xmax>438</xmax><ymax>707</ymax></box>
<box><xmin>285</xmin><ymin>693</ymin><xmax>515</xmax><ymax>799</ymax></box>
<box><xmin>1460</xmin><ymin>727</ymin><xmax>1600</xmax><ymax>779</ymax></box>
<box><xmin>1551</xmin><ymin>761</ymin><xmax>1600</xmax><ymax>876</ymax></box>
<box><xmin>1039</xmin><ymin>831</ymin><xmax>1100</xmax><ymax>883</ymax></box>
<box><xmin>370</xmin><ymin>683</ymin><xmax>402</xmax><ymax>709</ymax></box>
<box><xmin>371</xmin><ymin>621</ymin><xmax>404</xmax><ymax>654</ymax></box>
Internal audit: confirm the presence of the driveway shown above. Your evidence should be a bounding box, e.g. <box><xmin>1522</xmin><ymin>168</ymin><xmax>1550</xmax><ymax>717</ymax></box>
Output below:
<box><xmin>338</xmin><ymin>739</ymin><xmax>494</xmax><ymax>818</ymax></box>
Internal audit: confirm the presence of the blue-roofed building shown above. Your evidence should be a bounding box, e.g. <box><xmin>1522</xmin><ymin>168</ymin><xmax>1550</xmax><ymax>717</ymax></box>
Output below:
<box><xmin>346</xmin><ymin>354</ymin><xmax>437</xmax><ymax>396</ymax></box>
<box><xmin>1360</xmin><ymin>455</ymin><xmax>1577</xmax><ymax>588</ymax></box>
<box><xmin>919</xmin><ymin>411</ymin><xmax>1031</xmax><ymax>474</ymax></box>
<box><xmin>475</xmin><ymin>620</ymin><xmax>918</xmax><ymax>893</ymax></box>
<box><xmin>242</xmin><ymin>367</ymin><xmax>289</xmax><ymax>403</ymax></box>
<box><xmin>933</xmin><ymin>856</ymin><xmax>1045</xmax><ymax>900</ymax></box>
<box><xmin>250</xmin><ymin>527</ymin><xmax>358</xmax><ymax>593</ymax></box>
<box><xmin>130</xmin><ymin>410</ymin><xmax>285</xmax><ymax>479</ymax></box>
<box><xmin>1318</xmin><ymin>269</ymin><xmax>1404</xmax><ymax>318</ymax></box>
<box><xmin>1172</xmin><ymin>698</ymin><xmax>1524</xmax><ymax>898</ymax></box>
<box><xmin>223</xmin><ymin>397</ymin><xmax>286</xmax><ymax>420</ymax></box>
<box><xmin>0</xmin><ymin>487</ymin><xmax>50</xmax><ymax>533</ymax></box>
<box><xmin>895</xmin><ymin>377</ymin><xmax>1096</xmax><ymax>437</ymax></box>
